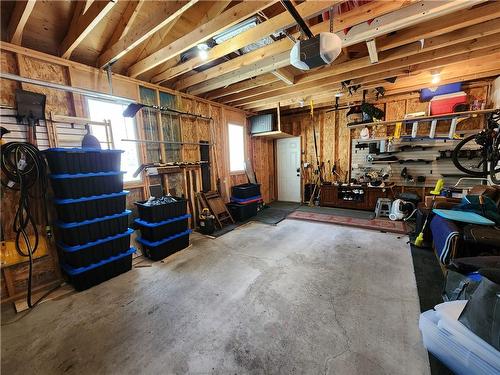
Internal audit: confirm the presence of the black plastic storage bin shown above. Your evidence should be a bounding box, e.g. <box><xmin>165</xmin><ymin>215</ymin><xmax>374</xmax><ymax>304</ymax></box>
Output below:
<box><xmin>134</xmin><ymin>214</ymin><xmax>190</xmax><ymax>242</ymax></box>
<box><xmin>54</xmin><ymin>191</ymin><xmax>129</xmax><ymax>222</ymax></box>
<box><xmin>56</xmin><ymin>210</ymin><xmax>131</xmax><ymax>246</ymax></box>
<box><xmin>227</xmin><ymin>201</ymin><xmax>259</xmax><ymax>221</ymax></box>
<box><xmin>231</xmin><ymin>183</ymin><xmax>261</xmax><ymax>199</ymax></box>
<box><xmin>137</xmin><ymin>230</ymin><xmax>191</xmax><ymax>261</ymax></box>
<box><xmin>45</xmin><ymin>148</ymin><xmax>123</xmax><ymax>174</ymax></box>
<box><xmin>58</xmin><ymin>228</ymin><xmax>133</xmax><ymax>268</ymax></box>
<box><xmin>62</xmin><ymin>247</ymin><xmax>135</xmax><ymax>291</ymax></box>
<box><xmin>50</xmin><ymin>171</ymin><xmax>124</xmax><ymax>199</ymax></box>
<box><xmin>135</xmin><ymin>197</ymin><xmax>187</xmax><ymax>223</ymax></box>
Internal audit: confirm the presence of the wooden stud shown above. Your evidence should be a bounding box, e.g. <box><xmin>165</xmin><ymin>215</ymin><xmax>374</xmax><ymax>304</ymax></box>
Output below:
<box><xmin>104</xmin><ymin>1</ymin><xmax>144</xmax><ymax>49</ymax></box>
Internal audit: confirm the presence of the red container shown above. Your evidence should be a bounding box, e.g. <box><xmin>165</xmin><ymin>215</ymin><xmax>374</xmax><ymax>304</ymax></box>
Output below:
<box><xmin>429</xmin><ymin>91</ymin><xmax>467</xmax><ymax>115</ymax></box>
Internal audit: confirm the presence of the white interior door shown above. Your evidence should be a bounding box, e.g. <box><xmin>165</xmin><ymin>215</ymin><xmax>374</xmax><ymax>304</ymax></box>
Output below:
<box><xmin>277</xmin><ymin>137</ymin><xmax>301</xmax><ymax>202</ymax></box>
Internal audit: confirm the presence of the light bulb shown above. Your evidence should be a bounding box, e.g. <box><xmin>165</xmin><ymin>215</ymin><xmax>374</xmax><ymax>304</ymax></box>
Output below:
<box><xmin>431</xmin><ymin>73</ymin><xmax>441</xmax><ymax>85</ymax></box>
<box><xmin>199</xmin><ymin>49</ymin><xmax>208</xmax><ymax>60</ymax></box>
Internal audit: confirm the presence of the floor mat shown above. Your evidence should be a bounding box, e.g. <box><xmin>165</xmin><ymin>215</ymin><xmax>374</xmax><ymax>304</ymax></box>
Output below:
<box><xmin>297</xmin><ymin>205</ymin><xmax>375</xmax><ymax>220</ymax></box>
<box><xmin>251</xmin><ymin>201</ymin><xmax>301</xmax><ymax>225</ymax></box>
<box><xmin>287</xmin><ymin>210</ymin><xmax>407</xmax><ymax>234</ymax></box>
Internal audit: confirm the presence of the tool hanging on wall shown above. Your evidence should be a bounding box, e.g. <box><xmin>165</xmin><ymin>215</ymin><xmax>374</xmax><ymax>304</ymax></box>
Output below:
<box><xmin>15</xmin><ymin>89</ymin><xmax>46</xmax><ymax>147</ymax></box>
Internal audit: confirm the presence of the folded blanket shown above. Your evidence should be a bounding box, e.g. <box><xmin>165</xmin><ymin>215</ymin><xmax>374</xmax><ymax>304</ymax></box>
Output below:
<box><xmin>430</xmin><ymin>215</ymin><xmax>460</xmax><ymax>265</ymax></box>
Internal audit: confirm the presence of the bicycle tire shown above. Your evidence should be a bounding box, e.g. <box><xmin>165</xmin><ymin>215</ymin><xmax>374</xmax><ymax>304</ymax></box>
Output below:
<box><xmin>452</xmin><ymin>134</ymin><xmax>488</xmax><ymax>177</ymax></box>
<box><xmin>489</xmin><ymin>134</ymin><xmax>500</xmax><ymax>184</ymax></box>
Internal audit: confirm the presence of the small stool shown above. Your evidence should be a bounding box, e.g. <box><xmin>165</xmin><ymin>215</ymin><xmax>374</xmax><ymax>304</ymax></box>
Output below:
<box><xmin>375</xmin><ymin>198</ymin><xmax>392</xmax><ymax>218</ymax></box>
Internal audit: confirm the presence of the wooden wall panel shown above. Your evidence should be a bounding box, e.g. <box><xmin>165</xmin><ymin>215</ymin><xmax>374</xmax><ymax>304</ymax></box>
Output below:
<box><xmin>17</xmin><ymin>55</ymin><xmax>74</xmax><ymax>116</ymax></box>
<box><xmin>0</xmin><ymin>50</ymin><xmax>19</xmax><ymax>106</ymax></box>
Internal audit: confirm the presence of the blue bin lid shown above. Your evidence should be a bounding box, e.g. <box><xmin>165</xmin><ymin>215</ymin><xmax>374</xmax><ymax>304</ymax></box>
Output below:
<box><xmin>136</xmin><ymin>229</ymin><xmax>192</xmax><ymax>247</ymax></box>
<box><xmin>58</xmin><ymin>228</ymin><xmax>133</xmax><ymax>252</ymax></box>
<box><xmin>55</xmin><ymin>190</ymin><xmax>129</xmax><ymax>205</ymax></box>
<box><xmin>134</xmin><ymin>214</ymin><xmax>191</xmax><ymax>227</ymax></box>
<box><xmin>50</xmin><ymin>171</ymin><xmax>125</xmax><ymax>179</ymax></box>
<box><xmin>45</xmin><ymin>148</ymin><xmax>124</xmax><ymax>153</ymax></box>
<box><xmin>230</xmin><ymin>195</ymin><xmax>262</xmax><ymax>203</ymax></box>
<box><xmin>62</xmin><ymin>247</ymin><xmax>136</xmax><ymax>275</ymax></box>
<box><xmin>56</xmin><ymin>210</ymin><xmax>131</xmax><ymax>228</ymax></box>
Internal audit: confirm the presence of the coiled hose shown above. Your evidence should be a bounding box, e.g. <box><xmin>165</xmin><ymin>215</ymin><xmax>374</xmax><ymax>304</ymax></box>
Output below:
<box><xmin>1</xmin><ymin>141</ymin><xmax>53</xmax><ymax>308</ymax></box>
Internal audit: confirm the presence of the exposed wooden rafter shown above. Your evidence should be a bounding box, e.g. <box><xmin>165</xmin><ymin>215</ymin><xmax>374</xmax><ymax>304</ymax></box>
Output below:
<box><xmin>127</xmin><ymin>1</ymin><xmax>277</xmax><ymax>78</ymax></box>
<box><xmin>7</xmin><ymin>0</ymin><xmax>36</xmax><ymax>45</ymax></box>
<box><xmin>271</xmin><ymin>67</ymin><xmax>295</xmax><ymax>86</ymax></box>
<box><xmin>104</xmin><ymin>1</ymin><xmax>144</xmax><ymax>49</ymax></box>
<box><xmin>97</xmin><ymin>0</ymin><xmax>198</xmax><ymax>68</ymax></box>
<box><xmin>232</xmin><ymin>31</ymin><xmax>500</xmax><ymax>109</ymax></box>
<box><xmin>60</xmin><ymin>0</ymin><xmax>117</xmax><ymax>59</ymax></box>
<box><xmin>152</xmin><ymin>0</ymin><xmax>341</xmax><ymax>84</ymax></box>
<box><xmin>179</xmin><ymin>0</ymin><xmax>487</xmax><ymax>94</ymax></box>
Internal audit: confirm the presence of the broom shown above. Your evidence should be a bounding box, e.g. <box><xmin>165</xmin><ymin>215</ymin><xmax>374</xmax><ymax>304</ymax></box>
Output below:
<box><xmin>414</xmin><ymin>179</ymin><xmax>444</xmax><ymax>247</ymax></box>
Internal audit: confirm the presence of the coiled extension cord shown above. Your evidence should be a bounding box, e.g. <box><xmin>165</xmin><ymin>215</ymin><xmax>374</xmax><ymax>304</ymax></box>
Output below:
<box><xmin>1</xmin><ymin>141</ymin><xmax>54</xmax><ymax>308</ymax></box>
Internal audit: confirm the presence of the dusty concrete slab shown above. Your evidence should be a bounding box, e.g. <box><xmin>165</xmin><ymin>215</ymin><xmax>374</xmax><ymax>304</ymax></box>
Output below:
<box><xmin>1</xmin><ymin>220</ymin><xmax>429</xmax><ymax>374</ymax></box>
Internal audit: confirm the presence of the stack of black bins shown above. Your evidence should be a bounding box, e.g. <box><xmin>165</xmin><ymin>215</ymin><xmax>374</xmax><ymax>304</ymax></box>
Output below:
<box><xmin>135</xmin><ymin>197</ymin><xmax>191</xmax><ymax>261</ymax></box>
<box><xmin>45</xmin><ymin>148</ymin><xmax>134</xmax><ymax>291</ymax></box>
<box><xmin>227</xmin><ymin>183</ymin><xmax>262</xmax><ymax>221</ymax></box>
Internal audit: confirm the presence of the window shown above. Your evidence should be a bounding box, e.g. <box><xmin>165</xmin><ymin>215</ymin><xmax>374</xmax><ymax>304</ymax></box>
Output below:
<box><xmin>228</xmin><ymin>123</ymin><xmax>245</xmax><ymax>172</ymax></box>
<box><xmin>86</xmin><ymin>98</ymin><xmax>141</xmax><ymax>182</ymax></box>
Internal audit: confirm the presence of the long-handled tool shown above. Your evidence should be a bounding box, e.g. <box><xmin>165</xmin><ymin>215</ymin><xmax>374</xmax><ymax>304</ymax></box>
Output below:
<box><xmin>414</xmin><ymin>179</ymin><xmax>444</xmax><ymax>247</ymax></box>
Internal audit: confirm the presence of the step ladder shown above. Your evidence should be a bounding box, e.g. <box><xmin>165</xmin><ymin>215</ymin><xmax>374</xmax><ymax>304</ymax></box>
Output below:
<box><xmin>375</xmin><ymin>198</ymin><xmax>392</xmax><ymax>218</ymax></box>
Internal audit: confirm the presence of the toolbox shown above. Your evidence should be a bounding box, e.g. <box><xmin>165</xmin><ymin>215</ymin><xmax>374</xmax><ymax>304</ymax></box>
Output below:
<box><xmin>135</xmin><ymin>197</ymin><xmax>187</xmax><ymax>223</ymax></box>
<box><xmin>134</xmin><ymin>214</ymin><xmax>190</xmax><ymax>242</ymax></box>
<box><xmin>62</xmin><ymin>247</ymin><xmax>135</xmax><ymax>291</ymax></box>
<box><xmin>50</xmin><ymin>171</ymin><xmax>125</xmax><ymax>199</ymax></box>
<box><xmin>56</xmin><ymin>210</ymin><xmax>131</xmax><ymax>246</ymax></box>
<box><xmin>45</xmin><ymin>148</ymin><xmax>123</xmax><ymax>174</ymax></box>
<box><xmin>58</xmin><ymin>228</ymin><xmax>133</xmax><ymax>268</ymax></box>
<box><xmin>137</xmin><ymin>230</ymin><xmax>191</xmax><ymax>261</ymax></box>
<box><xmin>54</xmin><ymin>191</ymin><xmax>129</xmax><ymax>222</ymax></box>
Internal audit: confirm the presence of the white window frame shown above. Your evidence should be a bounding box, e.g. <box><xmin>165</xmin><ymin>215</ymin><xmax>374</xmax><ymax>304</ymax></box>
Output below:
<box><xmin>228</xmin><ymin>122</ymin><xmax>246</xmax><ymax>174</ymax></box>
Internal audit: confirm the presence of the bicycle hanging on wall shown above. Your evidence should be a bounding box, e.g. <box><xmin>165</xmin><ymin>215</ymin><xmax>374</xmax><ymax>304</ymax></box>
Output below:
<box><xmin>452</xmin><ymin>110</ymin><xmax>500</xmax><ymax>184</ymax></box>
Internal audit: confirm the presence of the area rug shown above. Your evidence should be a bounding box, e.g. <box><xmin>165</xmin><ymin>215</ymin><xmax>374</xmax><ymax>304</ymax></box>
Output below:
<box><xmin>287</xmin><ymin>210</ymin><xmax>407</xmax><ymax>234</ymax></box>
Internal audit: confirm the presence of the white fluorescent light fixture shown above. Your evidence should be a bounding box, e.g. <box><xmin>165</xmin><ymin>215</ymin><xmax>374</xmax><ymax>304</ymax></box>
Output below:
<box><xmin>366</xmin><ymin>39</ymin><xmax>378</xmax><ymax>64</ymax></box>
<box><xmin>213</xmin><ymin>17</ymin><xmax>259</xmax><ymax>45</ymax></box>
<box><xmin>431</xmin><ymin>72</ymin><xmax>441</xmax><ymax>85</ymax></box>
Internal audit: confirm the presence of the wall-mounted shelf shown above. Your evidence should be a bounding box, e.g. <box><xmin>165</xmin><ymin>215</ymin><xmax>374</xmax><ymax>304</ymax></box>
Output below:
<box><xmin>347</xmin><ymin>109</ymin><xmax>495</xmax><ymax>128</ymax></box>
<box><xmin>251</xmin><ymin>103</ymin><xmax>293</xmax><ymax>139</ymax></box>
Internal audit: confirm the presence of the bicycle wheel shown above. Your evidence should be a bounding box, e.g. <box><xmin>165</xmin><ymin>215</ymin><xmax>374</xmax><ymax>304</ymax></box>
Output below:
<box><xmin>452</xmin><ymin>134</ymin><xmax>488</xmax><ymax>177</ymax></box>
<box><xmin>489</xmin><ymin>134</ymin><xmax>500</xmax><ymax>184</ymax></box>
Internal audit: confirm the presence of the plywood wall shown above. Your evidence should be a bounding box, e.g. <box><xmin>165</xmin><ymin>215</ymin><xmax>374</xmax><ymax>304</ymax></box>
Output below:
<box><xmin>0</xmin><ymin>44</ymin><xmax>248</xmax><ymax>303</ymax></box>
<box><xmin>275</xmin><ymin>84</ymin><xmax>490</xmax><ymax>201</ymax></box>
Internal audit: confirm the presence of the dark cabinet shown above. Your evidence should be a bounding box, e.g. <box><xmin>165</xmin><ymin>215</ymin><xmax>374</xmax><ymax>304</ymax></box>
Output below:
<box><xmin>320</xmin><ymin>184</ymin><xmax>394</xmax><ymax>211</ymax></box>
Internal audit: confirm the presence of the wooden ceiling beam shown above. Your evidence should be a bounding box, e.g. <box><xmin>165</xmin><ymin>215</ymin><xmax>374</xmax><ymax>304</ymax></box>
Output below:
<box><xmin>188</xmin><ymin>51</ymin><xmax>291</xmax><ymax>95</ymax></box>
<box><xmin>204</xmin><ymin>74</ymin><xmax>279</xmax><ymax>100</ymax></box>
<box><xmin>7</xmin><ymin>0</ymin><xmax>36</xmax><ymax>45</ymax></box>
<box><xmin>180</xmin><ymin>0</ymin><xmax>486</xmax><ymax>94</ymax></box>
<box><xmin>60</xmin><ymin>0</ymin><xmax>117</xmax><ymax>59</ymax></box>
<box><xmin>225</xmin><ymin>19</ymin><xmax>500</xmax><ymax>106</ymax></box>
<box><xmin>153</xmin><ymin>0</ymin><xmax>341</xmax><ymax>83</ymax></box>
<box><xmin>238</xmin><ymin>38</ymin><xmax>500</xmax><ymax>109</ymax></box>
<box><xmin>271</xmin><ymin>67</ymin><xmax>295</xmax><ymax>85</ymax></box>
<box><xmin>254</xmin><ymin>67</ymin><xmax>500</xmax><ymax>112</ymax></box>
<box><xmin>104</xmin><ymin>1</ymin><xmax>144</xmax><ymax>49</ymax></box>
<box><xmin>377</xmin><ymin>1</ymin><xmax>500</xmax><ymax>51</ymax></box>
<box><xmin>173</xmin><ymin>0</ymin><xmax>414</xmax><ymax>91</ymax></box>
<box><xmin>97</xmin><ymin>0</ymin><xmax>198</xmax><ymax>68</ymax></box>
<box><xmin>127</xmin><ymin>1</ymin><xmax>276</xmax><ymax>78</ymax></box>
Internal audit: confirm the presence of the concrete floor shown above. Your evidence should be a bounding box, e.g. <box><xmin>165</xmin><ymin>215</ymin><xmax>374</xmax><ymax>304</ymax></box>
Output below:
<box><xmin>2</xmin><ymin>220</ymin><xmax>429</xmax><ymax>375</ymax></box>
